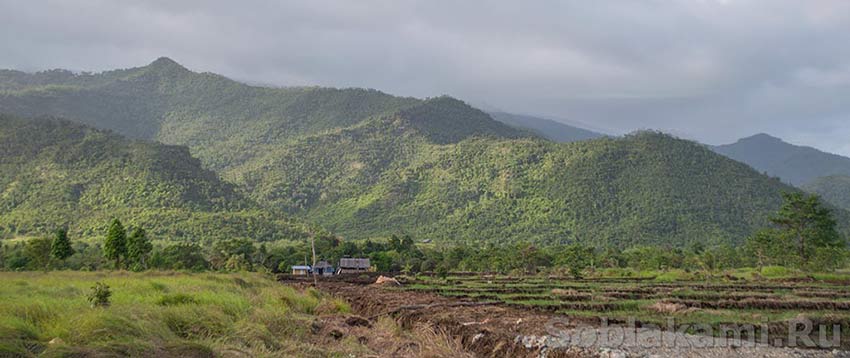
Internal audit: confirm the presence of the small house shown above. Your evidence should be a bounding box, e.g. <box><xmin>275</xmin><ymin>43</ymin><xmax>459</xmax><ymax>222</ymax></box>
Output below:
<box><xmin>291</xmin><ymin>265</ymin><xmax>311</xmax><ymax>275</ymax></box>
<box><xmin>337</xmin><ymin>258</ymin><xmax>371</xmax><ymax>274</ymax></box>
<box><xmin>314</xmin><ymin>261</ymin><xmax>334</xmax><ymax>276</ymax></box>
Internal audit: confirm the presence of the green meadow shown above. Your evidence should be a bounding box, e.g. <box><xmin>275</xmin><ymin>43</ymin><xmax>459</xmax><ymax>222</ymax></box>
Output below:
<box><xmin>0</xmin><ymin>271</ymin><xmax>349</xmax><ymax>357</ymax></box>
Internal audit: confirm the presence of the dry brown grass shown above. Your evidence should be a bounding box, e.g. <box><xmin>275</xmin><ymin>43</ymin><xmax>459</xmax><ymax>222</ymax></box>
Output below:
<box><xmin>646</xmin><ymin>300</ymin><xmax>698</xmax><ymax>314</ymax></box>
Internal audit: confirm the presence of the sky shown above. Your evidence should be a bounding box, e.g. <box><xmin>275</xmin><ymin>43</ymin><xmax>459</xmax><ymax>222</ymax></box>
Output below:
<box><xmin>2</xmin><ymin>0</ymin><xmax>850</xmax><ymax>154</ymax></box>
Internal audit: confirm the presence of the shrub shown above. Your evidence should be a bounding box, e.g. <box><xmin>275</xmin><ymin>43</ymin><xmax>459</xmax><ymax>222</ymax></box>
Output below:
<box><xmin>760</xmin><ymin>265</ymin><xmax>789</xmax><ymax>278</ymax></box>
<box><xmin>87</xmin><ymin>282</ymin><xmax>112</xmax><ymax>308</ymax></box>
<box><xmin>654</xmin><ymin>270</ymin><xmax>694</xmax><ymax>282</ymax></box>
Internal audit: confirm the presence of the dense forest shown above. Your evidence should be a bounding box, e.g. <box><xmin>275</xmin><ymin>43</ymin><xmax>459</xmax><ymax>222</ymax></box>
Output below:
<box><xmin>0</xmin><ymin>114</ymin><xmax>310</xmax><ymax>242</ymax></box>
<box><xmin>243</xmin><ymin>124</ymin><xmax>836</xmax><ymax>247</ymax></box>
<box><xmin>3</xmin><ymin>191</ymin><xmax>844</xmax><ymax>274</ymax></box>
<box><xmin>804</xmin><ymin>175</ymin><xmax>850</xmax><ymax>211</ymax></box>
<box><xmin>1</xmin><ymin>58</ymin><xmax>848</xmax><ymax>250</ymax></box>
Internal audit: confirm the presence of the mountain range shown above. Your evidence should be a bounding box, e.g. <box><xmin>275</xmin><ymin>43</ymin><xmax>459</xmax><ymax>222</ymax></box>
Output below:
<box><xmin>712</xmin><ymin>133</ymin><xmax>850</xmax><ymax>210</ymax></box>
<box><xmin>713</xmin><ymin>133</ymin><xmax>850</xmax><ymax>186</ymax></box>
<box><xmin>1</xmin><ymin>58</ymin><xmax>846</xmax><ymax>247</ymax></box>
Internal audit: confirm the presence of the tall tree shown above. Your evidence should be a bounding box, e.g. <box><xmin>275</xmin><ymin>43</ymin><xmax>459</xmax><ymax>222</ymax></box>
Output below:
<box><xmin>554</xmin><ymin>244</ymin><xmax>594</xmax><ymax>278</ymax></box>
<box><xmin>50</xmin><ymin>228</ymin><xmax>75</xmax><ymax>263</ymax></box>
<box><xmin>770</xmin><ymin>192</ymin><xmax>842</xmax><ymax>266</ymax></box>
<box><xmin>127</xmin><ymin>227</ymin><xmax>152</xmax><ymax>271</ymax></box>
<box><xmin>103</xmin><ymin>219</ymin><xmax>127</xmax><ymax>269</ymax></box>
<box><xmin>24</xmin><ymin>237</ymin><xmax>52</xmax><ymax>271</ymax></box>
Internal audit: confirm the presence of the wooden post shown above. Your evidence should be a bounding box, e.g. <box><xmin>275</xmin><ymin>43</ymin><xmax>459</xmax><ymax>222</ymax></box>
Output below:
<box><xmin>311</xmin><ymin>233</ymin><xmax>318</xmax><ymax>286</ymax></box>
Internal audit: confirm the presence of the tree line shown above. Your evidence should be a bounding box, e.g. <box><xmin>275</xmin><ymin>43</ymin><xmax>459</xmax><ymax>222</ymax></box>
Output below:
<box><xmin>0</xmin><ymin>192</ymin><xmax>847</xmax><ymax>275</ymax></box>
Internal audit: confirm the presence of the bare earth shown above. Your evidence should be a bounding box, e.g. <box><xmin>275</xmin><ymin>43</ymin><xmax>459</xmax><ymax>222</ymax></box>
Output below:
<box><xmin>281</xmin><ymin>275</ymin><xmax>850</xmax><ymax>358</ymax></box>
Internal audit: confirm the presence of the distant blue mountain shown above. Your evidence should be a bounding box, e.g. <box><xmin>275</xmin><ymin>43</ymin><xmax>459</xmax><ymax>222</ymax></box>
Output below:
<box><xmin>712</xmin><ymin>133</ymin><xmax>850</xmax><ymax>186</ymax></box>
<box><xmin>488</xmin><ymin>112</ymin><xmax>605</xmax><ymax>143</ymax></box>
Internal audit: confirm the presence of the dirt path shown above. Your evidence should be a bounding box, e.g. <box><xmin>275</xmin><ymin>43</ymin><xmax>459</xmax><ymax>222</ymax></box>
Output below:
<box><xmin>281</xmin><ymin>275</ymin><xmax>849</xmax><ymax>358</ymax></box>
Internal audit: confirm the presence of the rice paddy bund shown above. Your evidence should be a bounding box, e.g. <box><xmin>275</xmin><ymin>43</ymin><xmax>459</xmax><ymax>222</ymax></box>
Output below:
<box><xmin>398</xmin><ymin>273</ymin><xmax>850</xmax><ymax>347</ymax></box>
<box><xmin>0</xmin><ymin>271</ymin><xmax>350</xmax><ymax>357</ymax></box>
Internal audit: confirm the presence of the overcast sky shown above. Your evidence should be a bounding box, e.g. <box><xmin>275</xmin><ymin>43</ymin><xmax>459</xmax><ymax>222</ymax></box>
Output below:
<box><xmin>2</xmin><ymin>0</ymin><xmax>850</xmax><ymax>154</ymax></box>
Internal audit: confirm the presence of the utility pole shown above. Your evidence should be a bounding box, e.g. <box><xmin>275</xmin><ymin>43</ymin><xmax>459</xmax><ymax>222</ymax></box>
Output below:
<box><xmin>311</xmin><ymin>233</ymin><xmax>318</xmax><ymax>286</ymax></box>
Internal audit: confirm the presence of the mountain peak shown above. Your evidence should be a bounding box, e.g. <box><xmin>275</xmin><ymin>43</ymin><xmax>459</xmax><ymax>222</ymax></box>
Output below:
<box><xmin>395</xmin><ymin>95</ymin><xmax>530</xmax><ymax>144</ymax></box>
<box><xmin>714</xmin><ymin>132</ymin><xmax>850</xmax><ymax>186</ymax></box>
<box><xmin>147</xmin><ymin>57</ymin><xmax>188</xmax><ymax>72</ymax></box>
<box><xmin>743</xmin><ymin>133</ymin><xmax>783</xmax><ymax>142</ymax></box>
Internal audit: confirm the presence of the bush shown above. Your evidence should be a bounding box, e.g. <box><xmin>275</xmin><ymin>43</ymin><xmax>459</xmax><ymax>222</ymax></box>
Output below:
<box><xmin>87</xmin><ymin>282</ymin><xmax>112</xmax><ymax>308</ymax></box>
<box><xmin>760</xmin><ymin>265</ymin><xmax>789</xmax><ymax>278</ymax></box>
<box><xmin>654</xmin><ymin>269</ymin><xmax>694</xmax><ymax>282</ymax></box>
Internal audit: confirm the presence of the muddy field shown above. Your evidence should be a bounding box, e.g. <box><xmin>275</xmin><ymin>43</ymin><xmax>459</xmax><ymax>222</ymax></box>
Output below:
<box><xmin>281</xmin><ymin>274</ymin><xmax>850</xmax><ymax>357</ymax></box>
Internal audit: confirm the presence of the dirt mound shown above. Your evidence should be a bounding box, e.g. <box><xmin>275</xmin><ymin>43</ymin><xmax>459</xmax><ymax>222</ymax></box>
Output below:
<box><xmin>374</xmin><ymin>275</ymin><xmax>401</xmax><ymax>286</ymax></box>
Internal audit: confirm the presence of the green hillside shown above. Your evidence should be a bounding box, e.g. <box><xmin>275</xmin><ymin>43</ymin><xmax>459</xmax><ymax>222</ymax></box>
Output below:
<box><xmin>804</xmin><ymin>175</ymin><xmax>850</xmax><ymax>211</ymax></box>
<box><xmin>1</xmin><ymin>59</ymin><xmax>841</xmax><ymax>248</ymax></box>
<box><xmin>0</xmin><ymin>114</ymin><xmax>309</xmax><ymax>242</ymax></box>
<box><xmin>0</xmin><ymin>58</ymin><xmax>526</xmax><ymax>172</ymax></box>
<box><xmin>257</xmin><ymin>128</ymin><xmax>807</xmax><ymax>247</ymax></box>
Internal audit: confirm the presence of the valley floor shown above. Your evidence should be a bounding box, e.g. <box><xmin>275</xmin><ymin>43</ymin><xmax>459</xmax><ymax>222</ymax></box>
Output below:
<box><xmin>0</xmin><ymin>271</ymin><xmax>351</xmax><ymax>357</ymax></box>
<box><xmin>284</xmin><ymin>274</ymin><xmax>850</xmax><ymax>358</ymax></box>
<box><xmin>4</xmin><ymin>271</ymin><xmax>849</xmax><ymax>357</ymax></box>
<box><xmin>0</xmin><ymin>271</ymin><xmax>474</xmax><ymax>358</ymax></box>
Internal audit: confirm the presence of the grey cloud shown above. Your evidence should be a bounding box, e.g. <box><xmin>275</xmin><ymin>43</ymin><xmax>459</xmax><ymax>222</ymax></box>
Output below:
<box><xmin>1</xmin><ymin>0</ymin><xmax>850</xmax><ymax>154</ymax></box>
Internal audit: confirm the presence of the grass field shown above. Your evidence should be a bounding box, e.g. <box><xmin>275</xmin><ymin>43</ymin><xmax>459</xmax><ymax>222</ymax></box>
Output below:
<box><xmin>400</xmin><ymin>271</ymin><xmax>850</xmax><ymax>347</ymax></box>
<box><xmin>0</xmin><ymin>271</ymin><xmax>350</xmax><ymax>357</ymax></box>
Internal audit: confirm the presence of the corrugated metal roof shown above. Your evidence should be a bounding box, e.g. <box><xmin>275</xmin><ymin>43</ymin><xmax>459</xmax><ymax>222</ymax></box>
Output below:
<box><xmin>291</xmin><ymin>265</ymin><xmax>311</xmax><ymax>270</ymax></box>
<box><xmin>339</xmin><ymin>258</ymin><xmax>370</xmax><ymax>269</ymax></box>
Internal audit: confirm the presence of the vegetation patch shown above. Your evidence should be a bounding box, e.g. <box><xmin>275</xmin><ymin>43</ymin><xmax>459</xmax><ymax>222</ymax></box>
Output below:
<box><xmin>0</xmin><ymin>271</ymin><xmax>352</xmax><ymax>357</ymax></box>
<box><xmin>157</xmin><ymin>293</ymin><xmax>198</xmax><ymax>306</ymax></box>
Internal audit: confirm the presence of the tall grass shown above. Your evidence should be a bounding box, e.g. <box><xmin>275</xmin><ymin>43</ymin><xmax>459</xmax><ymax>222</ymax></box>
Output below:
<box><xmin>0</xmin><ymin>271</ymin><xmax>346</xmax><ymax>357</ymax></box>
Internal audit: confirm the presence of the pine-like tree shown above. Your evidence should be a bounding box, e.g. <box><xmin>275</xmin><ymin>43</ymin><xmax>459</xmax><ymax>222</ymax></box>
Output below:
<box><xmin>103</xmin><ymin>219</ymin><xmax>127</xmax><ymax>269</ymax></box>
<box><xmin>50</xmin><ymin>228</ymin><xmax>75</xmax><ymax>262</ymax></box>
<box><xmin>770</xmin><ymin>192</ymin><xmax>842</xmax><ymax>266</ymax></box>
<box><xmin>127</xmin><ymin>227</ymin><xmax>153</xmax><ymax>271</ymax></box>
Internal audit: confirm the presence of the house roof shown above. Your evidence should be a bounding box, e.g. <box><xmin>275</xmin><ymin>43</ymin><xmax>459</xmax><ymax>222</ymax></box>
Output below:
<box><xmin>314</xmin><ymin>261</ymin><xmax>333</xmax><ymax>269</ymax></box>
<box><xmin>339</xmin><ymin>258</ymin><xmax>370</xmax><ymax>269</ymax></box>
<box><xmin>291</xmin><ymin>265</ymin><xmax>311</xmax><ymax>270</ymax></box>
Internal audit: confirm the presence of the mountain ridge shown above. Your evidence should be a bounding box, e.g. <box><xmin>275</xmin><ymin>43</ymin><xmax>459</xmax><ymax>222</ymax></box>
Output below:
<box><xmin>713</xmin><ymin>133</ymin><xmax>850</xmax><ymax>186</ymax></box>
<box><xmin>489</xmin><ymin>111</ymin><xmax>605</xmax><ymax>143</ymax></box>
<box><xmin>0</xmin><ymin>58</ymin><xmax>529</xmax><ymax>172</ymax></box>
<box><xmin>1</xmin><ymin>58</ymin><xmax>845</xmax><ymax>248</ymax></box>
<box><xmin>0</xmin><ymin>113</ymin><xmax>310</xmax><ymax>242</ymax></box>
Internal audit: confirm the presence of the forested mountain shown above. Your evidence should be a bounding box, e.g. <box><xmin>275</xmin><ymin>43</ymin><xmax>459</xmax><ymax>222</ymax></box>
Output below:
<box><xmin>803</xmin><ymin>175</ymin><xmax>850</xmax><ymax>211</ymax></box>
<box><xmin>713</xmin><ymin>133</ymin><xmax>850</xmax><ymax>186</ymax></box>
<box><xmin>0</xmin><ymin>57</ymin><xmax>528</xmax><ymax>172</ymax></box>
<box><xmin>1</xmin><ymin>59</ymin><xmax>841</xmax><ymax>248</ymax></box>
<box><xmin>253</xmin><ymin>129</ymin><xmax>814</xmax><ymax>247</ymax></box>
<box><xmin>489</xmin><ymin>111</ymin><xmax>605</xmax><ymax>143</ymax></box>
<box><xmin>0</xmin><ymin>114</ymin><xmax>309</xmax><ymax>242</ymax></box>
